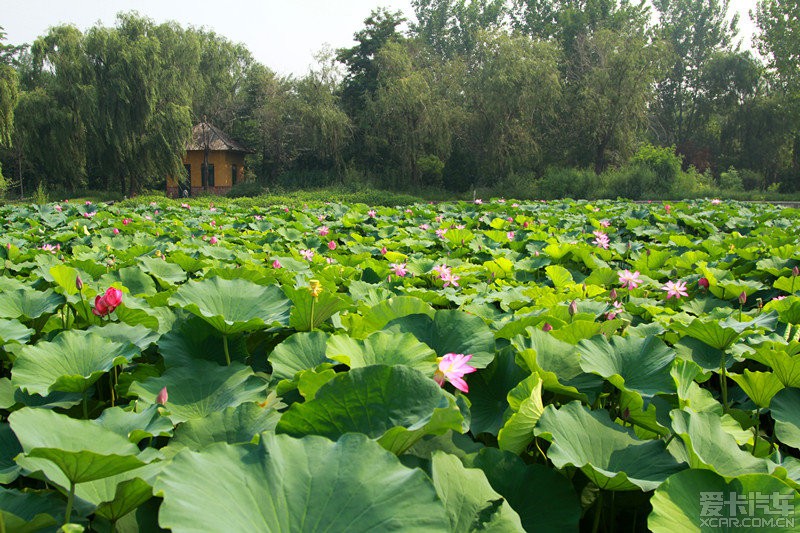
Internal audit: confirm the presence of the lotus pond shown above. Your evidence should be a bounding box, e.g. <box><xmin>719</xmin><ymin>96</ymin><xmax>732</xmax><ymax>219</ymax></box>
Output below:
<box><xmin>0</xmin><ymin>197</ymin><xmax>799</xmax><ymax>532</ymax></box>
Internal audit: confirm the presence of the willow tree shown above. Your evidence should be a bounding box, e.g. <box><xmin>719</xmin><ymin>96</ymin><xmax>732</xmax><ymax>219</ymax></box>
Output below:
<box><xmin>0</xmin><ymin>27</ymin><xmax>18</xmax><ymax>189</ymax></box>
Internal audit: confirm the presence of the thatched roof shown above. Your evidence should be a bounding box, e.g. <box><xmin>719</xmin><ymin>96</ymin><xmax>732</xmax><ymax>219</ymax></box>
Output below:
<box><xmin>188</xmin><ymin>122</ymin><xmax>250</xmax><ymax>153</ymax></box>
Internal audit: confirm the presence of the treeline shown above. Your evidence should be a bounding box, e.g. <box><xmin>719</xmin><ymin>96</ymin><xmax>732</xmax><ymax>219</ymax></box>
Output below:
<box><xmin>0</xmin><ymin>0</ymin><xmax>799</xmax><ymax>198</ymax></box>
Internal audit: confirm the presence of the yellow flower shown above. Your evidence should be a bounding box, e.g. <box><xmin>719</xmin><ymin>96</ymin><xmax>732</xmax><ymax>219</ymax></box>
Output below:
<box><xmin>309</xmin><ymin>279</ymin><xmax>323</xmax><ymax>298</ymax></box>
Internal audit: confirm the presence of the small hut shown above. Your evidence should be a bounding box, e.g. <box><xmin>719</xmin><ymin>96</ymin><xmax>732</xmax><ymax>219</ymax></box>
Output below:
<box><xmin>166</xmin><ymin>122</ymin><xmax>250</xmax><ymax>198</ymax></box>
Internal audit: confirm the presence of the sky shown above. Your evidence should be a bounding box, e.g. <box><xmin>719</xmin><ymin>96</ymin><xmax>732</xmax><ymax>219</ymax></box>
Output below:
<box><xmin>2</xmin><ymin>0</ymin><xmax>759</xmax><ymax>76</ymax></box>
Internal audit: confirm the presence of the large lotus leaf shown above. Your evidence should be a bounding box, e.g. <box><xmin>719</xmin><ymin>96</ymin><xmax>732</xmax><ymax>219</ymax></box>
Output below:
<box><xmin>92</xmin><ymin>477</ymin><xmax>154</xmax><ymax>522</ymax></box>
<box><xmin>276</xmin><ymin>365</ymin><xmax>465</xmax><ymax>455</ymax></box>
<box><xmin>12</xmin><ymin>330</ymin><xmax>139</xmax><ymax>395</ymax></box>
<box><xmin>649</xmin><ymin>469</ymin><xmax>800</xmax><ymax>533</ymax></box>
<box><xmin>0</xmin><ymin>378</ymin><xmax>83</xmax><ymax>411</ymax></box>
<box><xmin>137</xmin><ymin>256</ymin><xmax>188</xmax><ymax>287</ymax></box>
<box><xmin>127</xmin><ymin>361</ymin><xmax>269</xmax><ymax>423</ymax></box>
<box><xmin>431</xmin><ymin>451</ymin><xmax>524</xmax><ymax>532</ymax></box>
<box><xmin>678</xmin><ymin>319</ymin><xmax>741</xmax><ymax>350</ymax></box>
<box><xmin>168</xmin><ymin>277</ymin><xmax>291</xmax><ymax>335</ymax></box>
<box><xmin>0</xmin><ymin>318</ymin><xmax>33</xmax><ymax>345</ymax></box>
<box><xmin>95</xmin><ymin>405</ymin><xmax>175</xmax><ymax>444</ymax></box>
<box><xmin>170</xmin><ymin>400</ymin><xmax>283</xmax><ymax>451</ymax></box>
<box><xmin>770</xmin><ymin>388</ymin><xmax>800</xmax><ymax>448</ymax></box>
<box><xmin>674</xmin><ymin>336</ymin><xmax>734</xmax><ymax>372</ymax></box>
<box><xmin>467</xmin><ymin>348</ymin><xmax>528</xmax><ymax>436</ymax></box>
<box><xmin>350</xmin><ymin>296</ymin><xmax>435</xmax><ymax>338</ymax></box>
<box><xmin>326</xmin><ymin>331</ymin><xmax>437</xmax><ymax>374</ymax></box>
<box><xmin>49</xmin><ymin>264</ymin><xmax>82</xmax><ymax>296</ymax></box>
<box><xmin>0</xmin><ymin>488</ymin><xmax>66</xmax><ymax>533</ymax></box>
<box><xmin>154</xmin><ymin>432</ymin><xmax>449</xmax><ymax>532</ymax></box>
<box><xmin>383</xmin><ymin>309</ymin><xmax>496</xmax><ymax>368</ymax></box>
<box><xmin>729</xmin><ymin>370</ymin><xmax>784</xmax><ymax>409</ymax></box>
<box><xmin>286</xmin><ymin>285</ymin><xmax>350</xmax><ymax>331</ymax></box>
<box><xmin>0</xmin><ymin>288</ymin><xmax>65</xmax><ymax>320</ymax></box>
<box><xmin>578</xmin><ymin>334</ymin><xmax>676</xmax><ymax>403</ymax></box>
<box><xmin>0</xmin><ymin>423</ymin><xmax>22</xmax><ymax>484</ymax></box>
<box><xmin>86</xmin><ymin>322</ymin><xmax>161</xmax><ymax>351</ymax></box>
<box><xmin>465</xmin><ymin>448</ymin><xmax>582</xmax><ymax>533</ymax></box>
<box><xmin>534</xmin><ymin>402</ymin><xmax>685</xmax><ymax>491</ymax></box>
<box><xmin>746</xmin><ymin>346</ymin><xmax>800</xmax><ymax>387</ymax></box>
<box><xmin>512</xmin><ymin>328</ymin><xmax>604</xmax><ymax>403</ymax></box>
<box><xmin>157</xmin><ymin>316</ymin><xmax>248</xmax><ymax>368</ymax></box>
<box><xmin>498</xmin><ymin>373</ymin><xmax>545</xmax><ymax>454</ymax></box>
<box><xmin>99</xmin><ymin>267</ymin><xmax>157</xmax><ymax>297</ymax></box>
<box><xmin>670</xmin><ymin>408</ymin><xmax>780</xmax><ymax>478</ymax></box>
<box><xmin>268</xmin><ymin>331</ymin><xmax>331</xmax><ymax>380</ymax></box>
<box><xmin>9</xmin><ymin>408</ymin><xmax>146</xmax><ymax>484</ymax></box>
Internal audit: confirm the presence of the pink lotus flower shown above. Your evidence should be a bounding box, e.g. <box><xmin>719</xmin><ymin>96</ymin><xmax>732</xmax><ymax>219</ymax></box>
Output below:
<box><xmin>272</xmin><ymin>260</ymin><xmax>282</xmax><ymax>269</ymax></box>
<box><xmin>618</xmin><ymin>270</ymin><xmax>641</xmax><ymax>290</ymax></box>
<box><xmin>181</xmin><ymin>203</ymin><xmax>190</xmax><ymax>209</ymax></box>
<box><xmin>662</xmin><ymin>280</ymin><xmax>688</xmax><ymax>299</ymax></box>
<box><xmin>523</xmin><ymin>221</ymin><xmax>529</xmax><ymax>229</ymax></box>
<box><xmin>419</xmin><ymin>224</ymin><xmax>429</xmax><ymax>230</ymax></box>
<box><xmin>434</xmin><ymin>353</ymin><xmax>477</xmax><ymax>393</ymax></box>
<box><xmin>112</xmin><ymin>228</ymin><xmax>119</xmax><ymax>235</ymax></box>
<box><xmin>300</xmin><ymin>249</ymin><xmax>314</xmax><ymax>261</ymax></box>
<box><xmin>380</xmin><ymin>246</ymin><xmax>387</xmax><ymax>255</ymax></box>
<box><xmin>210</xmin><ymin>236</ymin><xmax>218</xmax><ymax>245</ymax></box>
<box><xmin>54</xmin><ymin>205</ymin><xmax>62</xmax><ymax>212</ymax></box>
<box><xmin>441</xmin><ymin>271</ymin><xmax>460</xmax><ymax>288</ymax></box>
<box><xmin>711</xmin><ymin>199</ymin><xmax>721</xmax><ymax>205</ymax></box>
<box><xmin>104</xmin><ymin>287</ymin><xmax>123</xmax><ymax>307</ymax></box>
<box><xmin>433</xmin><ymin>264</ymin><xmax>451</xmax><ymax>277</ymax></box>
<box><xmin>592</xmin><ymin>231</ymin><xmax>610</xmax><ymax>249</ymax></box>
<box><xmin>210</xmin><ymin>220</ymin><xmax>216</xmax><ymax>227</ymax></box>
<box><xmin>390</xmin><ymin>262</ymin><xmax>408</xmax><ymax>277</ymax></box>
<box><xmin>156</xmin><ymin>386</ymin><xmax>168</xmax><ymax>405</ymax></box>
<box><xmin>665</xmin><ymin>204</ymin><xmax>672</xmax><ymax>214</ymax></box>
<box><xmin>319</xmin><ymin>226</ymin><xmax>329</xmax><ymax>236</ymax></box>
<box><xmin>317</xmin><ymin>214</ymin><xmax>326</xmax><ymax>222</ymax></box>
<box><xmin>327</xmin><ymin>240</ymin><xmax>336</xmax><ymax>250</ymax></box>
<box><xmin>92</xmin><ymin>288</ymin><xmax>122</xmax><ymax>317</ymax></box>
<box><xmin>542</xmin><ymin>322</ymin><xmax>553</xmax><ymax>332</ymax></box>
<box><xmin>83</xmin><ymin>212</ymin><xmax>96</xmax><ymax>218</ymax></box>
<box><xmin>436</xmin><ymin>229</ymin><xmax>447</xmax><ymax>238</ymax></box>
<box><xmin>122</xmin><ymin>218</ymin><xmax>131</xmax><ymax>225</ymax></box>
<box><xmin>368</xmin><ymin>209</ymin><xmax>377</xmax><ymax>218</ymax></box>
<box><xmin>698</xmin><ymin>277</ymin><xmax>710</xmax><ymax>290</ymax></box>
<box><xmin>600</xmin><ymin>219</ymin><xmax>611</xmax><ymax>228</ymax></box>
<box><xmin>507</xmin><ymin>231</ymin><xmax>515</xmax><ymax>241</ymax></box>
<box><xmin>474</xmin><ymin>199</ymin><xmax>483</xmax><ymax>205</ymax></box>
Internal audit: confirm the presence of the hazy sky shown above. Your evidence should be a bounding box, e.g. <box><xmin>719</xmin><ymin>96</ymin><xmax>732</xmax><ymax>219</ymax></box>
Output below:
<box><xmin>2</xmin><ymin>0</ymin><xmax>759</xmax><ymax>76</ymax></box>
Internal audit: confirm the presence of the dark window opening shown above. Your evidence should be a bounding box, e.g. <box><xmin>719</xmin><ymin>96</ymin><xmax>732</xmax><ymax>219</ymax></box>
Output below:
<box><xmin>202</xmin><ymin>163</ymin><xmax>215</xmax><ymax>187</ymax></box>
<box><xmin>232</xmin><ymin>164</ymin><xmax>238</xmax><ymax>186</ymax></box>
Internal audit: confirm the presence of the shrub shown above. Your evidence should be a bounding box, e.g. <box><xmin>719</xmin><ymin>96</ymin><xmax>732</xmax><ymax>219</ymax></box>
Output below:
<box><xmin>602</xmin><ymin>166</ymin><xmax>659</xmax><ymax>199</ymax></box>
<box><xmin>417</xmin><ymin>155</ymin><xmax>445</xmax><ymax>188</ymax></box>
<box><xmin>630</xmin><ymin>144</ymin><xmax>683</xmax><ymax>191</ymax></box>
<box><xmin>719</xmin><ymin>167</ymin><xmax>744</xmax><ymax>191</ymax></box>
<box><xmin>227</xmin><ymin>181</ymin><xmax>267</xmax><ymax>198</ymax></box>
<box><xmin>539</xmin><ymin>167</ymin><xmax>599</xmax><ymax>199</ymax></box>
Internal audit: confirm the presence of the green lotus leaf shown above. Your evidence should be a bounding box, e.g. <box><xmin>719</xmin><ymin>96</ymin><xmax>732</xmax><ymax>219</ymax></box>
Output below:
<box><xmin>578</xmin><ymin>334</ymin><xmax>676</xmax><ymax>404</ymax></box>
<box><xmin>512</xmin><ymin>328</ymin><xmax>604</xmax><ymax>403</ymax></box>
<box><xmin>268</xmin><ymin>331</ymin><xmax>331</xmax><ymax>380</ymax></box>
<box><xmin>12</xmin><ymin>330</ymin><xmax>139</xmax><ymax>395</ymax></box>
<box><xmin>296</xmin><ymin>367</ymin><xmax>337</xmax><ymax>399</ymax></box>
<box><xmin>277</xmin><ymin>365</ymin><xmax>465</xmax><ymax>455</ymax></box>
<box><xmin>157</xmin><ymin>316</ymin><xmax>248</xmax><ymax>368</ymax></box>
<box><xmin>770</xmin><ymin>388</ymin><xmax>800</xmax><ymax>448</ymax></box>
<box><xmin>0</xmin><ymin>288</ymin><xmax>65</xmax><ymax>320</ymax></box>
<box><xmin>0</xmin><ymin>487</ymin><xmax>65</xmax><ymax>533</ymax></box>
<box><xmin>170</xmin><ymin>400</ymin><xmax>283</xmax><ymax>451</ymax></box>
<box><xmin>467</xmin><ymin>348</ymin><xmax>528</xmax><ymax>436</ymax></box>
<box><xmin>286</xmin><ymin>285</ymin><xmax>351</xmax><ymax>331</ymax></box>
<box><xmin>431</xmin><ymin>451</ymin><xmax>524</xmax><ymax>532</ymax></box>
<box><xmin>94</xmin><ymin>404</ymin><xmax>175</xmax><ymax>444</ymax></box>
<box><xmin>465</xmin><ymin>448</ymin><xmax>582</xmax><ymax>533</ymax></box>
<box><xmin>9</xmin><ymin>408</ymin><xmax>146</xmax><ymax>485</ymax></box>
<box><xmin>168</xmin><ymin>277</ymin><xmax>291</xmax><ymax>335</ymax></box>
<box><xmin>49</xmin><ymin>264</ymin><xmax>81</xmax><ymax>296</ymax></box>
<box><xmin>154</xmin><ymin>433</ymin><xmax>449</xmax><ymax>532</ymax></box>
<box><xmin>350</xmin><ymin>296</ymin><xmax>435</xmax><ymax>338</ymax></box>
<box><xmin>535</xmin><ymin>402</ymin><xmax>685</xmax><ymax>491</ymax></box>
<box><xmin>498</xmin><ymin>373</ymin><xmax>544</xmax><ymax>455</ymax></box>
<box><xmin>729</xmin><ymin>370</ymin><xmax>784</xmax><ymax>409</ymax></box>
<box><xmin>670</xmin><ymin>408</ymin><xmax>780</xmax><ymax>478</ymax></box>
<box><xmin>0</xmin><ymin>423</ymin><xmax>22</xmax><ymax>484</ymax></box>
<box><xmin>127</xmin><ymin>360</ymin><xmax>269</xmax><ymax>423</ymax></box>
<box><xmin>92</xmin><ymin>477</ymin><xmax>154</xmax><ymax>522</ymax></box>
<box><xmin>326</xmin><ymin>331</ymin><xmax>437</xmax><ymax>374</ymax></box>
<box><xmin>746</xmin><ymin>346</ymin><xmax>800</xmax><ymax>387</ymax></box>
<box><xmin>86</xmin><ymin>322</ymin><xmax>161</xmax><ymax>351</ymax></box>
<box><xmin>99</xmin><ymin>267</ymin><xmax>156</xmax><ymax>297</ymax></box>
<box><xmin>679</xmin><ymin>318</ymin><xmax>742</xmax><ymax>350</ymax></box>
<box><xmin>649</xmin><ymin>469</ymin><xmax>800</xmax><ymax>533</ymax></box>
<box><xmin>0</xmin><ymin>318</ymin><xmax>34</xmax><ymax>345</ymax></box>
<box><xmin>674</xmin><ymin>336</ymin><xmax>735</xmax><ymax>372</ymax></box>
<box><xmin>383</xmin><ymin>309</ymin><xmax>496</xmax><ymax>368</ymax></box>
<box><xmin>137</xmin><ymin>256</ymin><xmax>188</xmax><ymax>287</ymax></box>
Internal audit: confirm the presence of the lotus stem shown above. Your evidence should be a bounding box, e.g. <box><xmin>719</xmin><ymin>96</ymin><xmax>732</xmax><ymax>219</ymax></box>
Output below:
<box><xmin>309</xmin><ymin>297</ymin><xmax>316</xmax><ymax>331</ymax></box>
<box><xmin>82</xmin><ymin>391</ymin><xmax>89</xmax><ymax>419</ymax></box>
<box><xmin>752</xmin><ymin>408</ymin><xmax>761</xmax><ymax>456</ymax></box>
<box><xmin>223</xmin><ymin>335</ymin><xmax>231</xmax><ymax>366</ymax></box>
<box><xmin>65</xmin><ymin>480</ymin><xmax>76</xmax><ymax>525</ymax></box>
<box><xmin>592</xmin><ymin>491</ymin><xmax>603</xmax><ymax>533</ymax></box>
<box><xmin>720</xmin><ymin>358</ymin><xmax>729</xmax><ymax>413</ymax></box>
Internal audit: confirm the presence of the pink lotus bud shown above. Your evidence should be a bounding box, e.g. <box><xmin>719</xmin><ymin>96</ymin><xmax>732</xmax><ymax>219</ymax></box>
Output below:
<box><xmin>698</xmin><ymin>277</ymin><xmax>709</xmax><ymax>290</ymax></box>
<box><xmin>272</xmin><ymin>260</ymin><xmax>282</xmax><ymax>269</ymax></box>
<box><xmin>793</xmin><ymin>266</ymin><xmax>799</xmax><ymax>278</ymax></box>
<box><xmin>75</xmin><ymin>275</ymin><xmax>84</xmax><ymax>291</ymax></box>
<box><xmin>542</xmin><ymin>322</ymin><xmax>553</xmax><ymax>332</ymax></box>
<box><xmin>156</xmin><ymin>387</ymin><xmax>168</xmax><ymax>405</ymax></box>
<box><xmin>738</xmin><ymin>292</ymin><xmax>747</xmax><ymax>305</ymax></box>
<box><xmin>112</xmin><ymin>228</ymin><xmax>119</xmax><ymax>235</ymax></box>
<box><xmin>569</xmin><ymin>300</ymin><xmax>578</xmax><ymax>316</ymax></box>
<box><xmin>93</xmin><ymin>295</ymin><xmax>110</xmax><ymax>316</ymax></box>
<box><xmin>609</xmin><ymin>288</ymin><xmax>618</xmax><ymax>300</ymax></box>
<box><xmin>210</xmin><ymin>236</ymin><xmax>218</xmax><ymax>245</ymax></box>
<box><xmin>327</xmin><ymin>240</ymin><xmax>336</xmax><ymax>250</ymax></box>
<box><xmin>380</xmin><ymin>247</ymin><xmax>387</xmax><ymax>255</ymax></box>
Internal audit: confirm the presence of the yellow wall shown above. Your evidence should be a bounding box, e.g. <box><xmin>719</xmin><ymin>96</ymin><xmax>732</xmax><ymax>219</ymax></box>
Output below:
<box><xmin>167</xmin><ymin>150</ymin><xmax>246</xmax><ymax>188</ymax></box>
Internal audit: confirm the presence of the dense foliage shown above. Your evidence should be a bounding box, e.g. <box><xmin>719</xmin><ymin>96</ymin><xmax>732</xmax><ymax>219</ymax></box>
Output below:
<box><xmin>0</xmin><ymin>197</ymin><xmax>798</xmax><ymax>531</ymax></box>
<box><xmin>1</xmin><ymin>1</ymin><xmax>800</xmax><ymax>198</ymax></box>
